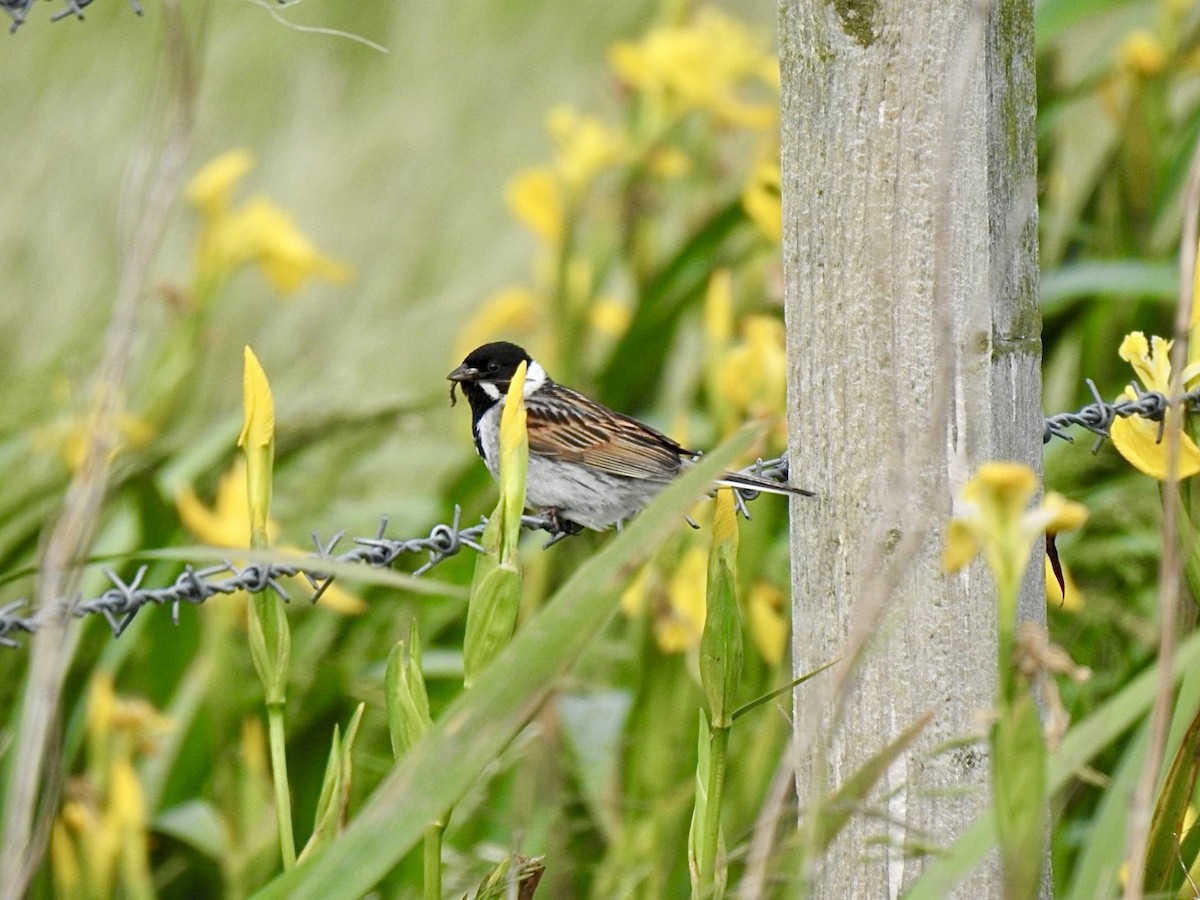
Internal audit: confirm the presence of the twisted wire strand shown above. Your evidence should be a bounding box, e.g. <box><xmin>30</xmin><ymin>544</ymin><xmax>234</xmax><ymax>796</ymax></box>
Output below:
<box><xmin>1043</xmin><ymin>382</ymin><xmax>1200</xmax><ymax>447</ymax></box>
<box><xmin>4</xmin><ymin>0</ymin><xmax>141</xmax><ymax>32</ymax></box>
<box><xmin>1</xmin><ymin>384</ymin><xmax>1193</xmax><ymax>650</ymax></box>
<box><xmin>0</xmin><ymin>457</ymin><xmax>793</xmax><ymax>648</ymax></box>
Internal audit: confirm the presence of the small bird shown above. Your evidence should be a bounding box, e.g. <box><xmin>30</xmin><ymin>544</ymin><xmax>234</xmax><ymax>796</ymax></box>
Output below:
<box><xmin>448</xmin><ymin>341</ymin><xmax>813</xmax><ymax>533</ymax></box>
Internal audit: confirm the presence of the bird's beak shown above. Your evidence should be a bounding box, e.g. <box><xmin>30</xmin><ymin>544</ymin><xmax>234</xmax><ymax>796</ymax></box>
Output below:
<box><xmin>447</xmin><ymin>364</ymin><xmax>479</xmax><ymax>383</ymax></box>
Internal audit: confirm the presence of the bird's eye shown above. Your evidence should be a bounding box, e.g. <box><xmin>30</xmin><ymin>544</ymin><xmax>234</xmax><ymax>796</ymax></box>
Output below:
<box><xmin>487</xmin><ymin>361</ymin><xmax>500</xmax><ymax>373</ymax></box>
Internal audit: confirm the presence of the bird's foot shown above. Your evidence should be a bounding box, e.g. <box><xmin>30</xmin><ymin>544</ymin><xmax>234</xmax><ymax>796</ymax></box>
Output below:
<box><xmin>537</xmin><ymin>507</ymin><xmax>584</xmax><ymax>544</ymax></box>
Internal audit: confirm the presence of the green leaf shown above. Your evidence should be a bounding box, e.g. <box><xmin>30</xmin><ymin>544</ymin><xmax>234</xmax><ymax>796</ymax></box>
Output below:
<box><xmin>463</xmin><ymin>854</ymin><xmax>545</xmax><ymax>900</ymax></box>
<box><xmin>1144</xmin><ymin>707</ymin><xmax>1200</xmax><ymax>894</ymax></box>
<box><xmin>386</xmin><ymin>623</ymin><xmax>433</xmax><ymax>760</ymax></box>
<box><xmin>558</xmin><ymin>691</ymin><xmax>630</xmax><ymax>841</ymax></box>
<box><xmin>154</xmin><ymin>800</ymin><xmax>231</xmax><ymax>862</ymax></box>
<box><xmin>251</xmin><ymin>427</ymin><xmax>759</xmax><ymax>900</ymax></box>
<box><xmin>690</xmin><ymin>710</ymin><xmax>730</xmax><ymax>900</ymax></box>
<box><xmin>700</xmin><ymin>491</ymin><xmax>741</xmax><ymax>729</ymax></box>
<box><xmin>1039</xmin><ymin>92</ymin><xmax>1122</xmax><ymax>267</ymax></box>
<box><xmin>992</xmin><ymin>691</ymin><xmax>1046</xmax><ymax>900</ymax></box>
<box><xmin>300</xmin><ymin>724</ymin><xmax>343</xmax><ymax>865</ymax></box>
<box><xmin>248</xmin><ymin>592</ymin><xmax>290</xmax><ymax>706</ymax></box>
<box><xmin>1173</xmin><ymin>502</ymin><xmax>1200</xmax><ymax>609</ymax></box>
<box><xmin>299</xmin><ymin>703</ymin><xmax>365</xmax><ymax>864</ymax></box>
<box><xmin>1039</xmin><ymin>260</ymin><xmax>1177</xmax><ymax>315</ymax></box>
<box><xmin>1066</xmin><ymin>661</ymin><xmax>1200</xmax><ymax>898</ymax></box>
<box><xmin>688</xmin><ymin>709</ymin><xmax>710</xmax><ymax>900</ymax></box>
<box><xmin>732</xmin><ymin>657</ymin><xmax>839</xmax><ymax>722</ymax></box>
<box><xmin>463</xmin><ymin>563</ymin><xmax>522</xmax><ymax>689</ymax></box>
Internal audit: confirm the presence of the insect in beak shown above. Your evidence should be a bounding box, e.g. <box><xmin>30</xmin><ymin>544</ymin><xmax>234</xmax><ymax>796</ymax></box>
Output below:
<box><xmin>446</xmin><ymin>364</ymin><xmax>480</xmax><ymax>407</ymax></box>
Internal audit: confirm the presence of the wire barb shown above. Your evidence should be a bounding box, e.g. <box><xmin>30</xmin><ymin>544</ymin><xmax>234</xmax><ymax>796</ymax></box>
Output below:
<box><xmin>5</xmin><ymin>0</ymin><xmax>140</xmax><ymax>32</ymax></box>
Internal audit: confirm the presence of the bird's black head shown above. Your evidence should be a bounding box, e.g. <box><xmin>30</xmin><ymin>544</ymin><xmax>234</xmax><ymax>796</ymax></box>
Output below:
<box><xmin>447</xmin><ymin>341</ymin><xmax>537</xmax><ymax>413</ymax></box>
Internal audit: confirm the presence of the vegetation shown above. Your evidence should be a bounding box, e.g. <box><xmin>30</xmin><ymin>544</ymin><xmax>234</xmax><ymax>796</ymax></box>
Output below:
<box><xmin>1</xmin><ymin>0</ymin><xmax>1199</xmax><ymax>897</ymax></box>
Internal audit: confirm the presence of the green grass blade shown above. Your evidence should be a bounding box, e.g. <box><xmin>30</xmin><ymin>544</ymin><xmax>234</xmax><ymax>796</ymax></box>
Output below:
<box><xmin>732</xmin><ymin>657</ymin><xmax>839</xmax><ymax>722</ymax></box>
<box><xmin>810</xmin><ymin>710</ymin><xmax>933</xmax><ymax>854</ymax></box>
<box><xmin>1144</xmin><ymin>707</ymin><xmax>1200</xmax><ymax>894</ymax></box>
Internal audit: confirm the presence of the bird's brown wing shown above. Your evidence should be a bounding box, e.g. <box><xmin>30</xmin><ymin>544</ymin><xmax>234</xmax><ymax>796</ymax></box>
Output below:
<box><xmin>525</xmin><ymin>384</ymin><xmax>686</xmax><ymax>481</ymax></box>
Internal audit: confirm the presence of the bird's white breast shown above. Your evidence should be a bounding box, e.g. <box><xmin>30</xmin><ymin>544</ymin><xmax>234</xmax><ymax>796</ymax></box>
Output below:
<box><xmin>475</xmin><ymin>403</ymin><xmax>503</xmax><ymax>478</ymax></box>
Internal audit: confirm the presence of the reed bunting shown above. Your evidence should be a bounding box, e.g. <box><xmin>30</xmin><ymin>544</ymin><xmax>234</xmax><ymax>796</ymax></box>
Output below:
<box><xmin>448</xmin><ymin>341</ymin><xmax>812</xmax><ymax>533</ymax></box>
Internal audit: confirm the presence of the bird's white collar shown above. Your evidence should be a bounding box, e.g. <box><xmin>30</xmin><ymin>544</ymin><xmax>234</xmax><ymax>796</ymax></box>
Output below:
<box><xmin>524</xmin><ymin>360</ymin><xmax>547</xmax><ymax>396</ymax></box>
<box><xmin>478</xmin><ymin>359</ymin><xmax>547</xmax><ymax>402</ymax></box>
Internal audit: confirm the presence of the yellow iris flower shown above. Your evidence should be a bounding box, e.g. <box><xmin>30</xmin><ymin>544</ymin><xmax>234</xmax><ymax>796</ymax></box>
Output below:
<box><xmin>1109</xmin><ymin>332</ymin><xmax>1200</xmax><ymax>480</ymax></box>
<box><xmin>943</xmin><ymin>462</ymin><xmax>1088</xmax><ymax>598</ymax></box>
<box><xmin>186</xmin><ymin>150</ymin><xmax>351</xmax><ymax>297</ymax></box>
<box><xmin>610</xmin><ymin>9</ymin><xmax>777</xmax><ymax>129</ymax></box>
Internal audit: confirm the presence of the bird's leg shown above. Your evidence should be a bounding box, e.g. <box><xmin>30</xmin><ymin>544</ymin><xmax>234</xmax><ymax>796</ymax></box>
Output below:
<box><xmin>537</xmin><ymin>507</ymin><xmax>584</xmax><ymax>537</ymax></box>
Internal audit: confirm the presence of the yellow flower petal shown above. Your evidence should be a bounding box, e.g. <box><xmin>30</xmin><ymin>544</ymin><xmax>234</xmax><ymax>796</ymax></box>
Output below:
<box><xmin>239</xmin><ymin>347</ymin><xmax>275</xmax><ymax>547</ymax></box>
<box><xmin>196</xmin><ymin>194</ymin><xmax>351</xmax><ymax>295</ymax></box>
<box><xmin>1112</xmin><ymin>332</ymin><xmax>1200</xmax><ymax>479</ymax></box>
<box><xmin>945</xmin><ymin>462</ymin><xmax>1087</xmax><ymax>601</ymax></box>
<box><xmin>1110</xmin><ymin>415</ymin><xmax>1200</xmax><ymax>479</ymax></box>
<box><xmin>645</xmin><ymin>145</ymin><xmax>691</xmax><ymax>179</ymax></box>
<box><xmin>456</xmin><ymin>287</ymin><xmax>540</xmax><ymax>361</ymax></box>
<box><xmin>962</xmin><ymin>462</ymin><xmax>1038</xmax><ymax>512</ymax></box>
<box><xmin>108</xmin><ymin>759</ymin><xmax>146</xmax><ymax>831</ymax></box>
<box><xmin>238</xmin><ymin>347</ymin><xmax>275</xmax><ymax>452</ymax></box>
<box><xmin>546</xmin><ymin>105</ymin><xmax>627</xmax><ymax>194</ymax></box>
<box><xmin>1118</xmin><ymin>331</ymin><xmax>1172</xmax><ymax>393</ymax></box>
<box><xmin>941</xmin><ymin>519</ymin><xmax>980</xmax><ymax>573</ymax></box>
<box><xmin>290</xmin><ymin>571</ymin><xmax>366</xmax><ymax>615</ymax></box>
<box><xmin>609</xmin><ymin>11</ymin><xmax>777</xmax><ymax>128</ymax></box>
<box><xmin>175</xmin><ymin>483</ymin><xmax>247</xmax><ymax>548</ymax></box>
<box><xmin>50</xmin><ymin>819</ymin><xmax>81</xmax><ymax>895</ymax></box>
<box><xmin>619</xmin><ymin>564</ymin><xmax>651</xmax><ymax>616</ymax></box>
<box><xmin>704</xmin><ymin>269</ymin><xmax>734</xmax><ymax>348</ymax></box>
<box><xmin>87</xmin><ymin>671</ymin><xmax>117</xmax><ymax>746</ymax></box>
<box><xmin>185</xmin><ymin>149</ymin><xmax>254</xmax><ymax>218</ymax></box>
<box><xmin>1044</xmin><ymin>554</ymin><xmax>1084</xmax><ymax>612</ymax></box>
<box><xmin>240</xmin><ymin>198</ymin><xmax>352</xmax><ymax>295</ymax></box>
<box><xmin>498</xmin><ymin>360</ymin><xmax>529</xmax><ymax>542</ymax></box>
<box><xmin>588</xmin><ymin>297</ymin><xmax>631</xmax><ymax>339</ymax></box>
<box><xmin>715</xmin><ymin>316</ymin><xmax>787</xmax><ymax>418</ymax></box>
<box><xmin>747</xmin><ymin>582</ymin><xmax>787</xmax><ymax>666</ymax></box>
<box><xmin>742</xmin><ymin>160</ymin><xmax>782</xmax><ymax>243</ymax></box>
<box><xmin>1117</xmin><ymin>331</ymin><xmax>1150</xmax><ymax>366</ymax></box>
<box><xmin>1040</xmin><ymin>493</ymin><xmax>1090</xmax><ymax>534</ymax></box>
<box><xmin>505</xmin><ymin>166</ymin><xmax>564</xmax><ymax>245</ymax></box>
<box><xmin>658</xmin><ymin>547</ymin><xmax>707</xmax><ymax>652</ymax></box>
<box><xmin>175</xmin><ymin>459</ymin><xmax>280</xmax><ymax>548</ymax></box>
<box><xmin>1118</xmin><ymin>29</ymin><xmax>1167</xmax><ymax>77</ymax></box>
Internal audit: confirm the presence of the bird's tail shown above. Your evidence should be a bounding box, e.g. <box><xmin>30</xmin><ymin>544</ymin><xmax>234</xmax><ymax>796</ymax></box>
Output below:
<box><xmin>716</xmin><ymin>472</ymin><xmax>815</xmax><ymax>498</ymax></box>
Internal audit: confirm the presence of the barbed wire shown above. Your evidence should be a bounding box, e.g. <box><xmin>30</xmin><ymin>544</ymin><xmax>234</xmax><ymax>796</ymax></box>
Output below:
<box><xmin>4</xmin><ymin>0</ymin><xmax>141</xmax><ymax>33</ymax></box>
<box><xmin>0</xmin><ymin>456</ymin><xmax>792</xmax><ymax>649</ymax></box>
<box><xmin>1043</xmin><ymin>381</ymin><xmax>1200</xmax><ymax>446</ymax></box>
<box><xmin>1</xmin><ymin>385</ymin><xmax>1196</xmax><ymax>650</ymax></box>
